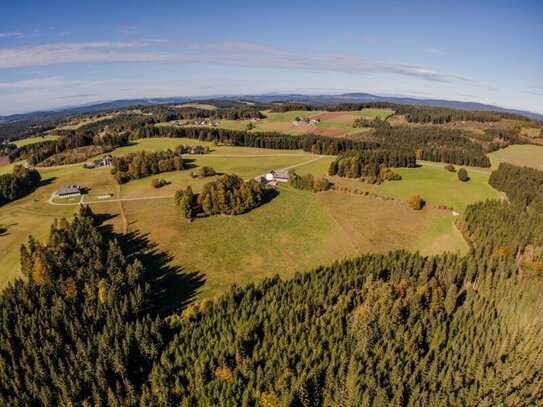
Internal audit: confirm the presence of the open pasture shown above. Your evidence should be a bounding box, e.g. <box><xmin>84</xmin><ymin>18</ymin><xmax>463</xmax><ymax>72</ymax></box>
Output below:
<box><xmin>488</xmin><ymin>144</ymin><xmax>543</xmax><ymax>170</ymax></box>
<box><xmin>0</xmin><ymin>136</ymin><xmax>469</xmax><ymax>296</ymax></box>
<box><xmin>13</xmin><ymin>134</ymin><xmax>59</xmax><ymax>147</ymax></box>
<box><xmin>294</xmin><ymin>158</ymin><xmax>500</xmax><ymax>212</ymax></box>
<box><xmin>121</xmin><ymin>186</ymin><xmax>466</xmax><ymax>298</ymax></box>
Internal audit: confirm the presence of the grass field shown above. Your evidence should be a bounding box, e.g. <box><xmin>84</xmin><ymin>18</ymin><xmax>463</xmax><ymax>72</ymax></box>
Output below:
<box><xmin>355</xmin><ymin>108</ymin><xmax>395</xmax><ymax>119</ymax></box>
<box><xmin>487</xmin><ymin>144</ymin><xmax>543</xmax><ymax>170</ymax></box>
<box><xmin>57</xmin><ymin>115</ymin><xmax>114</xmax><ymax>130</ymax></box>
<box><xmin>155</xmin><ymin>108</ymin><xmax>392</xmax><ymax>138</ymax></box>
<box><xmin>13</xmin><ymin>135</ymin><xmax>59</xmax><ymax>147</ymax></box>
<box><xmin>176</xmin><ymin>103</ymin><xmax>217</xmax><ymax>110</ymax></box>
<box><xmin>294</xmin><ymin>158</ymin><xmax>500</xmax><ymax>212</ymax></box>
<box><xmin>0</xmin><ymin>159</ymin><xmax>28</xmax><ymax>176</ymax></box>
<box><xmin>520</xmin><ymin>127</ymin><xmax>542</xmax><ymax>139</ymax></box>
<box><xmin>0</xmin><ymin>163</ymin><xmax>122</xmax><ymax>287</ymax></box>
<box><xmin>122</xmin><ymin>186</ymin><xmax>466</xmax><ymax>298</ymax></box>
<box><xmin>0</xmin><ymin>137</ymin><xmax>471</xmax><ymax>297</ymax></box>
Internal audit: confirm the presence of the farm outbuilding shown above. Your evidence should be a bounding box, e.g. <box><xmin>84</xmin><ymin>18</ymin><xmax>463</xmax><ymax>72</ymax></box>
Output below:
<box><xmin>265</xmin><ymin>170</ymin><xmax>289</xmax><ymax>183</ymax></box>
<box><xmin>58</xmin><ymin>185</ymin><xmax>81</xmax><ymax>198</ymax></box>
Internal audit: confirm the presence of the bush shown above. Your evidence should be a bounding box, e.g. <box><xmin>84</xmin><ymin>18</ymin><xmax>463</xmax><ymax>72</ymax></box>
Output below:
<box><xmin>151</xmin><ymin>178</ymin><xmax>167</xmax><ymax>188</ymax></box>
<box><xmin>407</xmin><ymin>193</ymin><xmax>425</xmax><ymax>210</ymax></box>
<box><xmin>444</xmin><ymin>164</ymin><xmax>456</xmax><ymax>172</ymax></box>
<box><xmin>458</xmin><ymin>168</ymin><xmax>469</xmax><ymax>182</ymax></box>
<box><xmin>380</xmin><ymin>166</ymin><xmax>402</xmax><ymax>181</ymax></box>
<box><xmin>191</xmin><ymin>166</ymin><xmax>217</xmax><ymax>178</ymax></box>
<box><xmin>288</xmin><ymin>170</ymin><xmax>332</xmax><ymax>192</ymax></box>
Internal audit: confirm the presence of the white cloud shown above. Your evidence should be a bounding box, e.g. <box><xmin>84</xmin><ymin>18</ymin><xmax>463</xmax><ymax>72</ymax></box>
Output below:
<box><xmin>0</xmin><ymin>31</ymin><xmax>24</xmax><ymax>39</ymax></box>
<box><xmin>0</xmin><ymin>40</ymin><xmax>468</xmax><ymax>83</ymax></box>
<box><xmin>425</xmin><ymin>48</ymin><xmax>446</xmax><ymax>55</ymax></box>
<box><xmin>0</xmin><ymin>76</ymin><xmax>81</xmax><ymax>89</ymax></box>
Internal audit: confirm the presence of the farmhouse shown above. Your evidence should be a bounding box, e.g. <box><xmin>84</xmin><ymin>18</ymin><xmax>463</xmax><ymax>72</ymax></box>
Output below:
<box><xmin>84</xmin><ymin>156</ymin><xmax>112</xmax><ymax>169</ymax></box>
<box><xmin>265</xmin><ymin>170</ymin><xmax>289</xmax><ymax>183</ymax></box>
<box><xmin>292</xmin><ymin>117</ymin><xmax>320</xmax><ymax>126</ymax></box>
<box><xmin>58</xmin><ymin>185</ymin><xmax>81</xmax><ymax>198</ymax></box>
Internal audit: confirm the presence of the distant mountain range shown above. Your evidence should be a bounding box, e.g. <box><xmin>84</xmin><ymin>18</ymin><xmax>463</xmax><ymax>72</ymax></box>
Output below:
<box><xmin>1</xmin><ymin>93</ymin><xmax>541</xmax><ymax>123</ymax></box>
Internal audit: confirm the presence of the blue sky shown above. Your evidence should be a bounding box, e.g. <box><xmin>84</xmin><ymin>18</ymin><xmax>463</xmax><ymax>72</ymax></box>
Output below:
<box><xmin>0</xmin><ymin>0</ymin><xmax>542</xmax><ymax>115</ymax></box>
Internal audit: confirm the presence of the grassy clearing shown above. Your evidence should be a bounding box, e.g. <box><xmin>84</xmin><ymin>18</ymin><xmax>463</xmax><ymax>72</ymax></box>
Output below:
<box><xmin>294</xmin><ymin>158</ymin><xmax>499</xmax><ymax>212</ymax></box>
<box><xmin>488</xmin><ymin>144</ymin><xmax>543</xmax><ymax>170</ymax></box>
<box><xmin>103</xmin><ymin>137</ymin><xmax>312</xmax><ymax>158</ymax></box>
<box><xmin>175</xmin><ymin>103</ymin><xmax>217</xmax><ymax>110</ymax></box>
<box><xmin>0</xmin><ymin>138</ymin><xmax>474</xmax><ymax>298</ymax></box>
<box><xmin>355</xmin><ymin>108</ymin><xmax>395</xmax><ymax>119</ymax></box>
<box><xmin>0</xmin><ymin>160</ymin><xmax>28</xmax><ymax>176</ymax></box>
<box><xmin>120</xmin><ymin>155</ymin><xmax>320</xmax><ymax>199</ymax></box>
<box><xmin>122</xmin><ymin>187</ymin><xmax>463</xmax><ymax>298</ymax></box>
<box><xmin>0</xmin><ymin>162</ymin><xmax>122</xmax><ymax>288</ymax></box>
<box><xmin>57</xmin><ymin>115</ymin><xmax>114</xmax><ymax>130</ymax></box>
<box><xmin>520</xmin><ymin>127</ymin><xmax>542</xmax><ymax>138</ymax></box>
<box><xmin>413</xmin><ymin>211</ymin><xmax>468</xmax><ymax>256</ymax></box>
<box><xmin>13</xmin><ymin>135</ymin><xmax>59</xmax><ymax>147</ymax></box>
<box><xmin>265</xmin><ymin>110</ymin><xmax>324</xmax><ymax>122</ymax></box>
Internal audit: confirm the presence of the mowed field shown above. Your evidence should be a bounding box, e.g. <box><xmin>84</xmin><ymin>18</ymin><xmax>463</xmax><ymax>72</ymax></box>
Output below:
<box><xmin>0</xmin><ymin>136</ymin><xmax>468</xmax><ymax>297</ymax></box>
<box><xmin>487</xmin><ymin>144</ymin><xmax>543</xmax><ymax>170</ymax></box>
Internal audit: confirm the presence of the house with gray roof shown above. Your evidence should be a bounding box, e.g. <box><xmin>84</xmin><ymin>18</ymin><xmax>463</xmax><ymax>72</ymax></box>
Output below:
<box><xmin>58</xmin><ymin>185</ymin><xmax>81</xmax><ymax>198</ymax></box>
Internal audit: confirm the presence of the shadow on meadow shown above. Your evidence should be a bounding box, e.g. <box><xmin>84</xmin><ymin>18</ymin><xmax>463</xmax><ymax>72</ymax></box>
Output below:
<box><xmin>96</xmin><ymin>214</ymin><xmax>205</xmax><ymax>317</ymax></box>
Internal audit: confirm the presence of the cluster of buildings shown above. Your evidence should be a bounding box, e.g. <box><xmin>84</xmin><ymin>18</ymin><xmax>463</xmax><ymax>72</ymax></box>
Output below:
<box><xmin>191</xmin><ymin>120</ymin><xmax>220</xmax><ymax>126</ymax></box>
<box><xmin>255</xmin><ymin>170</ymin><xmax>289</xmax><ymax>187</ymax></box>
<box><xmin>292</xmin><ymin>117</ymin><xmax>320</xmax><ymax>126</ymax></box>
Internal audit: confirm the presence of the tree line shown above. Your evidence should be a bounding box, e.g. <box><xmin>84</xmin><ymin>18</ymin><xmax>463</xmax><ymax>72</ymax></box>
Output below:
<box><xmin>1</xmin><ymin>160</ymin><xmax>542</xmax><ymax>405</ymax></box>
<box><xmin>175</xmin><ymin>174</ymin><xmax>267</xmax><ymax>220</ymax></box>
<box><xmin>373</xmin><ymin>123</ymin><xmax>492</xmax><ymax>167</ymax></box>
<box><xmin>111</xmin><ymin>149</ymin><xmax>186</xmax><ymax>184</ymax></box>
<box><xmin>489</xmin><ymin>162</ymin><xmax>543</xmax><ymax>211</ymax></box>
<box><xmin>288</xmin><ymin>170</ymin><xmax>331</xmax><ymax>192</ymax></box>
<box><xmin>0</xmin><ymin>164</ymin><xmax>41</xmax><ymax>206</ymax></box>
<box><xmin>0</xmin><ymin>207</ymin><xmax>164</xmax><ymax>405</ymax></box>
<box><xmin>110</xmin><ymin>118</ymin><xmax>495</xmax><ymax>167</ymax></box>
<box><xmin>8</xmin><ymin>132</ymin><xmax>129</xmax><ymax>165</ymax></box>
<box><xmin>328</xmin><ymin>149</ymin><xmax>413</xmax><ymax>182</ymax></box>
<box><xmin>269</xmin><ymin>101</ymin><xmax>530</xmax><ymax>123</ymax></box>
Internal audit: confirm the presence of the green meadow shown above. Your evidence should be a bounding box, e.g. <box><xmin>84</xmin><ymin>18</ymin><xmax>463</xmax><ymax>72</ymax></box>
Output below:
<box><xmin>487</xmin><ymin>144</ymin><xmax>543</xmax><ymax>170</ymax></box>
<box><xmin>0</xmin><ymin>137</ymin><xmax>471</xmax><ymax>296</ymax></box>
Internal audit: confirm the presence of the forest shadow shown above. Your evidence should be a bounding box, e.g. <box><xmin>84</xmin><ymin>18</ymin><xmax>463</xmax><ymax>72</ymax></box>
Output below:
<box><xmin>262</xmin><ymin>187</ymin><xmax>280</xmax><ymax>205</ymax></box>
<box><xmin>0</xmin><ymin>222</ymin><xmax>17</xmax><ymax>237</ymax></box>
<box><xmin>183</xmin><ymin>158</ymin><xmax>198</xmax><ymax>170</ymax></box>
<box><xmin>116</xmin><ymin>229</ymin><xmax>205</xmax><ymax>316</ymax></box>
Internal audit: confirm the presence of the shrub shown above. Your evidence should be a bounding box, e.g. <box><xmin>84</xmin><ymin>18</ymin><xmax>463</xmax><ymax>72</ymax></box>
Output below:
<box><xmin>191</xmin><ymin>166</ymin><xmax>217</xmax><ymax>178</ymax></box>
<box><xmin>380</xmin><ymin>166</ymin><xmax>402</xmax><ymax>181</ymax></box>
<box><xmin>444</xmin><ymin>164</ymin><xmax>456</xmax><ymax>172</ymax></box>
<box><xmin>458</xmin><ymin>168</ymin><xmax>469</xmax><ymax>182</ymax></box>
<box><xmin>151</xmin><ymin>178</ymin><xmax>167</xmax><ymax>188</ymax></box>
<box><xmin>407</xmin><ymin>193</ymin><xmax>425</xmax><ymax>210</ymax></box>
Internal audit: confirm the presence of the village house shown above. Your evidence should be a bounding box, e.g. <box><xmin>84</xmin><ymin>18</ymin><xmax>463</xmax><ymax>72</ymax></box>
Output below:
<box><xmin>84</xmin><ymin>156</ymin><xmax>112</xmax><ymax>169</ymax></box>
<box><xmin>58</xmin><ymin>185</ymin><xmax>81</xmax><ymax>198</ymax></box>
<box><xmin>265</xmin><ymin>170</ymin><xmax>289</xmax><ymax>183</ymax></box>
<box><xmin>292</xmin><ymin>117</ymin><xmax>320</xmax><ymax>126</ymax></box>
